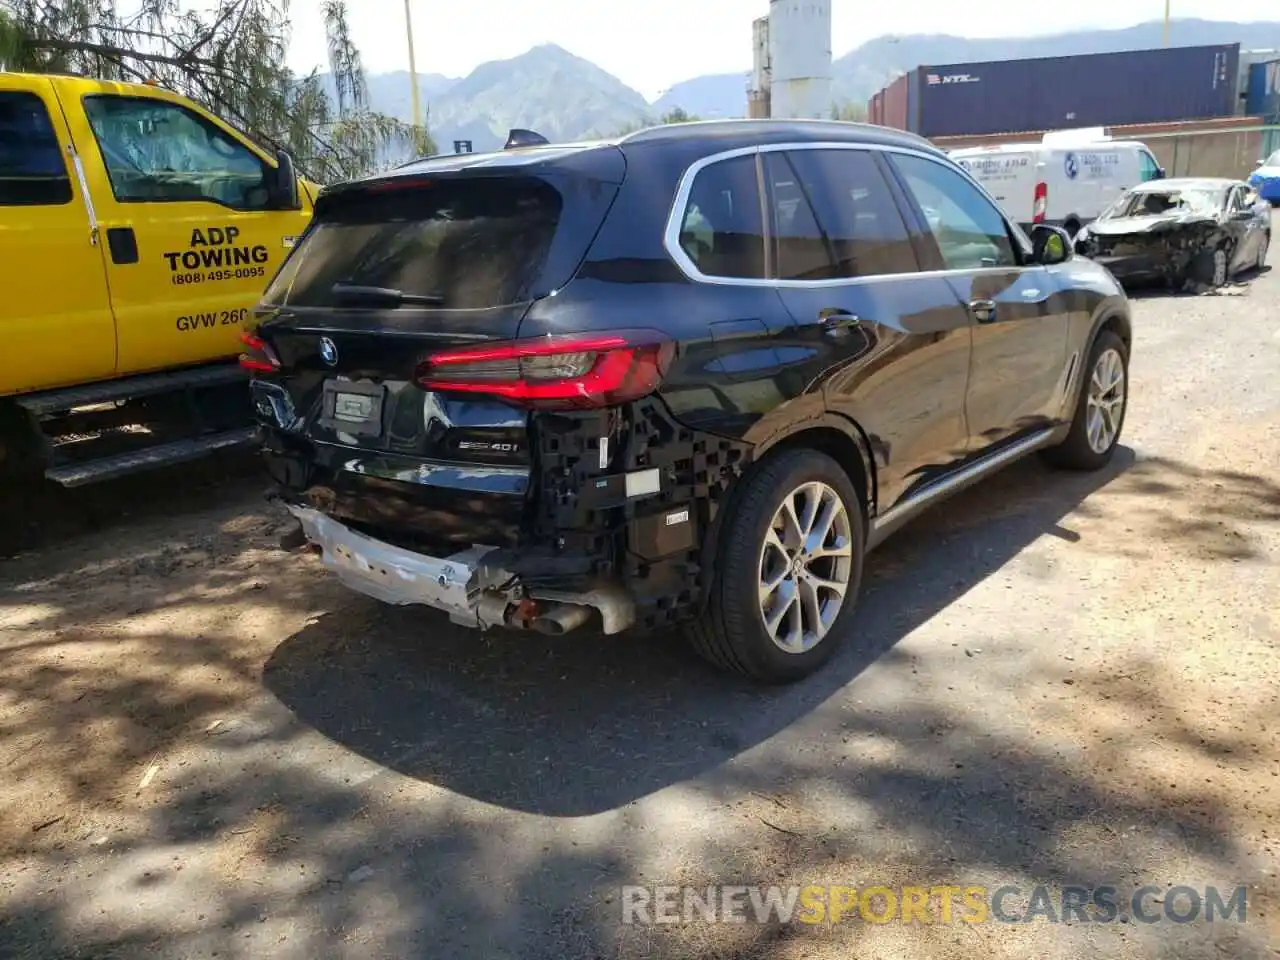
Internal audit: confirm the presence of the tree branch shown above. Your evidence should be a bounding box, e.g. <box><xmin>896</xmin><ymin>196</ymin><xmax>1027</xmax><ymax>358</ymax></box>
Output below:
<box><xmin>27</xmin><ymin>36</ymin><xmax>221</xmax><ymax>70</ymax></box>
<box><xmin>181</xmin><ymin>0</ymin><xmax>249</xmax><ymax>63</ymax></box>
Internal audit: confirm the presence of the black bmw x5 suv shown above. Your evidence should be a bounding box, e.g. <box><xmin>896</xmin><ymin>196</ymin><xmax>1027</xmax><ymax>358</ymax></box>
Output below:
<box><xmin>244</xmin><ymin>120</ymin><xmax>1132</xmax><ymax>684</ymax></box>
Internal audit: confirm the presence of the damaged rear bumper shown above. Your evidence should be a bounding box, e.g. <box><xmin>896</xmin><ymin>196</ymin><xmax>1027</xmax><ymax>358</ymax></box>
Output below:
<box><xmin>286</xmin><ymin>503</ymin><xmax>637</xmax><ymax>634</ymax></box>
<box><xmin>269</xmin><ymin>394</ymin><xmax>755</xmax><ymax>635</ymax></box>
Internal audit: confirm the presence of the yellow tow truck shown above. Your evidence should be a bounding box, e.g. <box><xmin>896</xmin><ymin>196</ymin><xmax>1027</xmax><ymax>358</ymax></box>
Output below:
<box><xmin>0</xmin><ymin>73</ymin><xmax>316</xmax><ymax>485</ymax></box>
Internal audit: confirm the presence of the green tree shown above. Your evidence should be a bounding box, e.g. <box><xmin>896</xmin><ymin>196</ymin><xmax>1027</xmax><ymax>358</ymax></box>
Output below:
<box><xmin>660</xmin><ymin>106</ymin><xmax>700</xmax><ymax>124</ymax></box>
<box><xmin>831</xmin><ymin>100</ymin><xmax>869</xmax><ymax>123</ymax></box>
<box><xmin>0</xmin><ymin>0</ymin><xmax>429</xmax><ymax>182</ymax></box>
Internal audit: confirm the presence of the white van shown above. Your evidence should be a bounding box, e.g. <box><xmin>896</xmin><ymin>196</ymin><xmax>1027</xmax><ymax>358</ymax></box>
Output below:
<box><xmin>950</xmin><ymin>132</ymin><xmax>1165</xmax><ymax>238</ymax></box>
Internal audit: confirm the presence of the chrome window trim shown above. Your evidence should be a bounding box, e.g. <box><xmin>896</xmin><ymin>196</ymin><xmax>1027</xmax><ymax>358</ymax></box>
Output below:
<box><xmin>662</xmin><ymin>140</ymin><xmax>1031</xmax><ymax>289</ymax></box>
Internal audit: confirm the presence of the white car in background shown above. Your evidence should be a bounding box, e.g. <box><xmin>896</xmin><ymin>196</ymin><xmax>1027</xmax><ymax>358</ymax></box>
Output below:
<box><xmin>951</xmin><ymin>131</ymin><xmax>1165</xmax><ymax>239</ymax></box>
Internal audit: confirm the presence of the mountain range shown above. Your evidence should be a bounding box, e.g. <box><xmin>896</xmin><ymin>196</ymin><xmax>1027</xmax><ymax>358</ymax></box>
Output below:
<box><xmin>342</xmin><ymin>18</ymin><xmax>1280</xmax><ymax>155</ymax></box>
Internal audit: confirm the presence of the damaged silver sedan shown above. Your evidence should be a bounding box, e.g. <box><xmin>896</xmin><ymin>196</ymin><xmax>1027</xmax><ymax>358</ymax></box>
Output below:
<box><xmin>1074</xmin><ymin>178</ymin><xmax>1270</xmax><ymax>290</ymax></box>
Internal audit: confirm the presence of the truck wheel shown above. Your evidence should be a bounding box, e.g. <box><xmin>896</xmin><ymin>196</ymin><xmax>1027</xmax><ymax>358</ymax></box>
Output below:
<box><xmin>1041</xmin><ymin>330</ymin><xmax>1129</xmax><ymax>471</ymax></box>
<box><xmin>685</xmin><ymin>450</ymin><xmax>865</xmax><ymax>683</ymax></box>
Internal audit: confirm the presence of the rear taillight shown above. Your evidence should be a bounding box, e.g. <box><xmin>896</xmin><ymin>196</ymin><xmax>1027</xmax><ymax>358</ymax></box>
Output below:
<box><xmin>238</xmin><ymin>330</ymin><xmax>280</xmax><ymax>374</ymax></box>
<box><xmin>414</xmin><ymin>331</ymin><xmax>673</xmax><ymax>410</ymax></box>
<box><xmin>1032</xmin><ymin>182</ymin><xmax>1048</xmax><ymax>223</ymax></box>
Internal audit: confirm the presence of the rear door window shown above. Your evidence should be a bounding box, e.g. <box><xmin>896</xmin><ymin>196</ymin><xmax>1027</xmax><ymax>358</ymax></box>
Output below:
<box><xmin>0</xmin><ymin>91</ymin><xmax>72</xmax><ymax>205</ymax></box>
<box><xmin>772</xmin><ymin>149</ymin><xmax>919</xmax><ymax>278</ymax></box>
<box><xmin>762</xmin><ymin>153</ymin><xmax>831</xmax><ymax>280</ymax></box>
<box><xmin>677</xmin><ymin>155</ymin><xmax>766</xmax><ymax>279</ymax></box>
<box><xmin>272</xmin><ymin>178</ymin><xmax>566</xmax><ymax>309</ymax></box>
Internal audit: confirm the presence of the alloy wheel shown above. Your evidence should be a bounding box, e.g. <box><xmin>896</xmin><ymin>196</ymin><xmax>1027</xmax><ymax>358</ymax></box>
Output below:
<box><xmin>1213</xmin><ymin>248</ymin><xmax>1228</xmax><ymax>287</ymax></box>
<box><xmin>758</xmin><ymin>481</ymin><xmax>854</xmax><ymax>654</ymax></box>
<box><xmin>1085</xmin><ymin>348</ymin><xmax>1126</xmax><ymax>455</ymax></box>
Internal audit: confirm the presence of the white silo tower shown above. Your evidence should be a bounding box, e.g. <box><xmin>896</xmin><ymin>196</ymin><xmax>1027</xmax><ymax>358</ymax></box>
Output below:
<box><xmin>767</xmin><ymin>0</ymin><xmax>833</xmax><ymax>120</ymax></box>
<box><xmin>747</xmin><ymin>16</ymin><xmax>772</xmax><ymax>119</ymax></box>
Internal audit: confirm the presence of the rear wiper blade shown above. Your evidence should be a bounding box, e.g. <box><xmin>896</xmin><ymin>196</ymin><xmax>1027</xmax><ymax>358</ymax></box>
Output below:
<box><xmin>330</xmin><ymin>282</ymin><xmax>445</xmax><ymax>307</ymax></box>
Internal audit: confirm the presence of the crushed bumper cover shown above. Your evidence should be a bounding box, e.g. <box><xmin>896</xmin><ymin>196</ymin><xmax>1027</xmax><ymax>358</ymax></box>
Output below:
<box><xmin>287</xmin><ymin>504</ymin><xmax>508</xmax><ymax>624</ymax></box>
<box><xmin>285</xmin><ymin>503</ymin><xmax>639</xmax><ymax>634</ymax></box>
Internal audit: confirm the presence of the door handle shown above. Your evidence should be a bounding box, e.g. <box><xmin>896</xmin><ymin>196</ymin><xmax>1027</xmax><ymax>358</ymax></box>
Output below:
<box><xmin>106</xmin><ymin>226</ymin><xmax>139</xmax><ymax>265</ymax></box>
<box><xmin>969</xmin><ymin>299</ymin><xmax>997</xmax><ymax>323</ymax></box>
<box><xmin>818</xmin><ymin>308</ymin><xmax>860</xmax><ymax>334</ymax></box>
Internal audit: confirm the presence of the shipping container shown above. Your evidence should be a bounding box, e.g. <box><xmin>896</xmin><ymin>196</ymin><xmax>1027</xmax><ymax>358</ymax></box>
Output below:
<box><xmin>1237</xmin><ymin>49</ymin><xmax>1280</xmax><ymax>113</ymax></box>
<box><xmin>1246</xmin><ymin>59</ymin><xmax>1280</xmax><ymax>121</ymax></box>
<box><xmin>882</xmin><ymin>73</ymin><xmax>909</xmax><ymax>131</ymax></box>
<box><xmin>885</xmin><ymin>71</ymin><xmax>916</xmax><ymax>130</ymax></box>
<box><xmin>870</xmin><ymin>91</ymin><xmax>885</xmax><ymax>126</ymax></box>
<box><xmin>916</xmin><ymin>44</ymin><xmax>1240</xmax><ymax>138</ymax></box>
<box><xmin>907</xmin><ymin>68</ymin><xmax>921</xmax><ymax>133</ymax></box>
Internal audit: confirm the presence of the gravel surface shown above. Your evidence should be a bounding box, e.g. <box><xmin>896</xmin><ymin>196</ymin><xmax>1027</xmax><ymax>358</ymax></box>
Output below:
<box><xmin>1</xmin><ymin>246</ymin><xmax>1278</xmax><ymax>959</ymax></box>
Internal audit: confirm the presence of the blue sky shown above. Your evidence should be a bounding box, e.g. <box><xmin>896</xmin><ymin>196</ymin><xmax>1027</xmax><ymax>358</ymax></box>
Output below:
<box><xmin>285</xmin><ymin>0</ymin><xmax>1280</xmax><ymax>100</ymax></box>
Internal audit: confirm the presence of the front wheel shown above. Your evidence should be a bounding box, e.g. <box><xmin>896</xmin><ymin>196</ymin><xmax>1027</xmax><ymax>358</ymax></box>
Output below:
<box><xmin>1041</xmin><ymin>330</ymin><xmax>1129</xmax><ymax>471</ymax></box>
<box><xmin>685</xmin><ymin>450</ymin><xmax>865</xmax><ymax>683</ymax></box>
<box><xmin>1257</xmin><ymin>233</ymin><xmax>1270</xmax><ymax>271</ymax></box>
<box><xmin>1192</xmin><ymin>245</ymin><xmax>1230</xmax><ymax>288</ymax></box>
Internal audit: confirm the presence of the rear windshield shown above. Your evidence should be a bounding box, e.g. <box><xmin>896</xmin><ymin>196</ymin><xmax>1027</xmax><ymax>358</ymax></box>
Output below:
<box><xmin>266</xmin><ymin>178</ymin><xmax>565</xmax><ymax>309</ymax></box>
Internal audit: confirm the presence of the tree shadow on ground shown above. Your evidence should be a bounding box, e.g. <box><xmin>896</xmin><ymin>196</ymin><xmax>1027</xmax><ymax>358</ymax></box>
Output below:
<box><xmin>260</xmin><ymin>451</ymin><xmax>1168</xmax><ymax>817</ymax></box>
<box><xmin>0</xmin><ymin>452</ymin><xmax>264</xmax><ymax>559</ymax></box>
<box><xmin>3</xmin><ymin>446</ymin><xmax>1278</xmax><ymax>958</ymax></box>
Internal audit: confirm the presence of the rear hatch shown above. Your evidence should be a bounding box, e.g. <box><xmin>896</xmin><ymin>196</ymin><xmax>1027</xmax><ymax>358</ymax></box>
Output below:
<box><xmin>252</xmin><ymin>149</ymin><xmax>624</xmax><ymax>550</ymax></box>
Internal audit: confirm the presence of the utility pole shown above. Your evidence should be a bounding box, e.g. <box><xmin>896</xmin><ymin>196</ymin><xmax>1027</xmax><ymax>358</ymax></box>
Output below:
<box><xmin>404</xmin><ymin>0</ymin><xmax>425</xmax><ymax>155</ymax></box>
<box><xmin>1163</xmin><ymin>0</ymin><xmax>1171</xmax><ymax>47</ymax></box>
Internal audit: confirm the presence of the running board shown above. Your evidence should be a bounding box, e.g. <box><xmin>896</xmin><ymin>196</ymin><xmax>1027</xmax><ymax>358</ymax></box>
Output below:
<box><xmin>16</xmin><ymin>363</ymin><xmax>246</xmax><ymax>417</ymax></box>
<box><xmin>867</xmin><ymin>428</ymin><xmax>1057</xmax><ymax>550</ymax></box>
<box><xmin>44</xmin><ymin>427</ymin><xmax>258</xmax><ymax>487</ymax></box>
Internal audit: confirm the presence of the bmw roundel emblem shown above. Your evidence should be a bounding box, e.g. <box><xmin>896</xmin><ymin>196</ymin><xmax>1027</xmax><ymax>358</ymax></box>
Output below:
<box><xmin>1064</xmin><ymin>152</ymin><xmax>1079</xmax><ymax>180</ymax></box>
<box><xmin>319</xmin><ymin>336</ymin><xmax>338</xmax><ymax>366</ymax></box>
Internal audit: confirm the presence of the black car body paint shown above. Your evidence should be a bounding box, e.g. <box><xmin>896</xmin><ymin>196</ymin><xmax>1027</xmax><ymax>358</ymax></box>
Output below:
<box><xmin>248</xmin><ymin>121</ymin><xmax>1133</xmax><ymax>676</ymax></box>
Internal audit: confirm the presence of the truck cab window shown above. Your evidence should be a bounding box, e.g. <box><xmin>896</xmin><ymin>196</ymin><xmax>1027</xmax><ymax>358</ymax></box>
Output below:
<box><xmin>0</xmin><ymin>92</ymin><xmax>72</xmax><ymax>206</ymax></box>
<box><xmin>1139</xmin><ymin>151</ymin><xmax>1161</xmax><ymax>181</ymax></box>
<box><xmin>82</xmin><ymin>95</ymin><xmax>270</xmax><ymax>210</ymax></box>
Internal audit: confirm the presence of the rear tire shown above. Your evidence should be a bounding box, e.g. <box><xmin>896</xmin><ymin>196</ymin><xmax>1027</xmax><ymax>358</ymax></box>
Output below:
<box><xmin>1041</xmin><ymin>330</ymin><xmax>1129</xmax><ymax>471</ymax></box>
<box><xmin>685</xmin><ymin>450</ymin><xmax>865</xmax><ymax>684</ymax></box>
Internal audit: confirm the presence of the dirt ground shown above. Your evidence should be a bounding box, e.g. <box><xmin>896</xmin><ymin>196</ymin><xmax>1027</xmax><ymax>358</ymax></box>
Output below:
<box><xmin>1</xmin><ymin>255</ymin><xmax>1278</xmax><ymax>958</ymax></box>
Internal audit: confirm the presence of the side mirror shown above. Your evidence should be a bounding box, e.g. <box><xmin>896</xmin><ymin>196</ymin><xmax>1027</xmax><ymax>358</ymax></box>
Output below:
<box><xmin>1155</xmin><ymin>167</ymin><xmax>1166</xmax><ymax>180</ymax></box>
<box><xmin>1031</xmin><ymin>224</ymin><xmax>1072</xmax><ymax>265</ymax></box>
<box><xmin>269</xmin><ymin>149</ymin><xmax>300</xmax><ymax>210</ymax></box>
